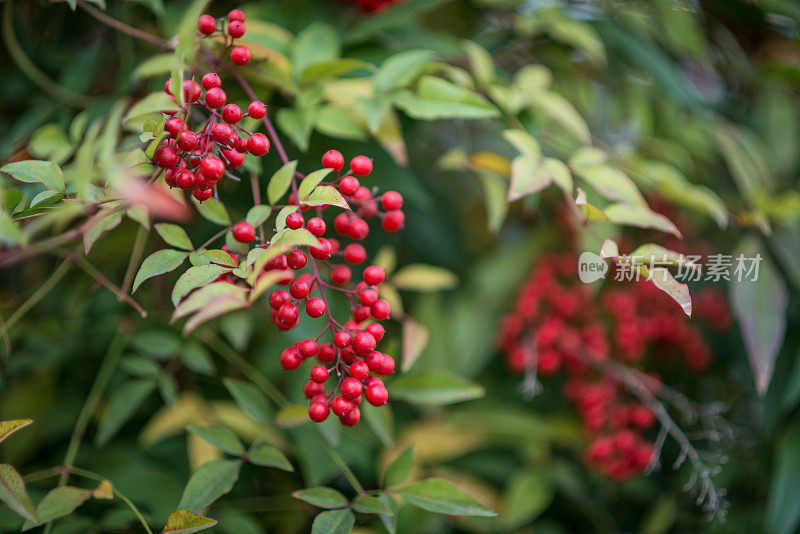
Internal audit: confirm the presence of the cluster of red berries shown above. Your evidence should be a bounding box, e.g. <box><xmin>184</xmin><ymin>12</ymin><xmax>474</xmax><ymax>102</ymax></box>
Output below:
<box><xmin>197</xmin><ymin>9</ymin><xmax>252</xmax><ymax>66</ymax></box>
<box><xmin>152</xmin><ymin>70</ymin><xmax>268</xmax><ymax>200</ymax></box>
<box><xmin>496</xmin><ymin>254</ymin><xmax>730</xmax><ymax>480</ymax></box>
<box><xmin>223</xmin><ymin>151</ymin><xmax>405</xmax><ymax>427</ymax></box>
<box><xmin>345</xmin><ymin>0</ymin><xmax>406</xmax><ymax>12</ymax></box>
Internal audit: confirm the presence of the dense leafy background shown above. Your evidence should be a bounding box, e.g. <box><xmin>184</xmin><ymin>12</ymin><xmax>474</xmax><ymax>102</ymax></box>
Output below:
<box><xmin>1</xmin><ymin>0</ymin><xmax>799</xmax><ymax>533</ymax></box>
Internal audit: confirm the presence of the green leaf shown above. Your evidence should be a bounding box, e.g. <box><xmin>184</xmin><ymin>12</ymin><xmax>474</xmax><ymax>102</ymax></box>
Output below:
<box><xmin>178</xmin><ymin>459</ymin><xmax>241</xmax><ymax>512</ymax></box>
<box><xmin>247</xmin><ymin>444</ymin><xmax>293</xmax><ymax>471</ymax></box>
<box><xmin>527</xmin><ymin>91</ymin><xmax>590</xmax><ymax>144</ymax></box>
<box><xmin>23</xmin><ymin>486</ymin><xmax>91</xmax><ymax>529</ymax></box>
<box><xmin>730</xmin><ymin>238</ymin><xmax>788</xmax><ymax>394</ymax></box>
<box><xmin>30</xmin><ymin>124</ymin><xmax>73</xmax><ymax>164</ymax></box>
<box><xmin>0</xmin><ymin>464</ymin><xmax>38</xmax><ymax>523</ymax></box>
<box><xmin>124</xmin><ymin>92</ymin><xmax>178</xmax><ymax>121</ymax></box>
<box><xmin>271</xmin><ymin>228</ymin><xmax>321</xmax><ymax>247</ymax></box>
<box><xmin>397</xmin><ymin>478</ymin><xmax>496</xmax><ymax>517</ymax></box>
<box><xmin>477</xmin><ymin>171</ymin><xmax>508</xmax><ymax>232</ymax></box>
<box><xmin>640</xmin><ymin>266</ymin><xmax>692</xmax><ymax>316</ymax></box>
<box><xmin>268</xmin><ymin>161</ymin><xmax>298</xmax><ymax>204</ymax></box>
<box><xmin>292</xmin><ymin>487</ymin><xmax>348</xmax><ymax>509</ymax></box>
<box><xmin>83</xmin><ymin>211</ymin><xmax>123</xmax><ymax>254</ymax></box>
<box><xmin>133</xmin><ymin>249</ymin><xmax>188</xmax><ymax>293</ymax></box>
<box><xmin>502</xmin><ymin>129</ymin><xmax>541</xmax><ymax>157</ymax></box>
<box><xmin>162</xmin><ymin>509</ymin><xmax>218</xmax><ymax>534</ymax></box>
<box><xmin>390</xmin><ymin>370</ymin><xmax>484</xmax><ymax>405</ymax></box>
<box><xmin>463</xmin><ymin>41</ymin><xmax>495</xmax><ymax>85</ymax></box>
<box><xmin>575</xmin><ymin>165</ymin><xmax>645</xmax><ymax>206</ymax></box>
<box><xmin>277</xmin><ymin>107</ymin><xmax>316</xmax><ymax>151</ymax></box>
<box><xmin>392</xmin><ymin>264</ymin><xmax>457</xmax><ymax>291</ymax></box>
<box><xmin>96</xmin><ymin>379</ymin><xmax>156</xmax><ymax>446</ymax></box>
<box><xmin>156</xmin><ymin>223</ymin><xmax>193</xmax><ymax>250</ymax></box>
<box><xmin>394</xmin><ymin>77</ymin><xmax>500</xmax><ymax>120</ymax></box>
<box><xmin>603</xmin><ymin>204</ymin><xmax>681</xmax><ymax>237</ymax></box>
<box><xmin>316</xmin><ymin>104</ymin><xmax>368</xmax><ymax>141</ymax></box>
<box><xmin>302</xmin><ymin>185</ymin><xmax>350</xmax><ymax>210</ymax></box>
<box><xmin>180</xmin><ymin>341</ymin><xmax>215</xmax><ymax>375</ymax></box>
<box><xmin>171</xmin><ymin>264</ymin><xmax>233</xmax><ymax>306</ymax></box>
<box><xmin>311</xmin><ymin>509</ymin><xmax>355</xmax><ymax>534</ymax></box>
<box><xmin>362</xmin><ymin>402</ymin><xmax>393</xmax><ymax>447</ymax></box>
<box><xmin>766</xmin><ymin>418</ymin><xmax>800</xmax><ymax>534</ymax></box>
<box><xmin>192</xmin><ymin>197</ymin><xmax>230</xmax><ymax>225</ymax></box>
<box><xmin>172</xmin><ymin>283</ymin><xmax>249</xmax><ymax>334</ymax></box>
<box><xmin>501</xmin><ymin>472</ymin><xmax>553</xmax><ymax>529</ymax></box>
<box><xmin>246</xmin><ymin>205</ymin><xmax>271</xmax><ymax>228</ymax></box>
<box><xmin>374</xmin><ymin>49</ymin><xmax>436</xmax><ymax>93</ymax></box>
<box><xmin>223</xmin><ymin>378</ymin><xmax>270</xmax><ymax>422</ymax></box>
<box><xmin>290</xmin><ymin>22</ymin><xmax>340</xmax><ymax>81</ymax></box>
<box><xmin>639</xmin><ymin>496</ymin><xmax>677</xmax><ymax>534</ymax></box>
<box><xmin>298</xmin><ymin>168</ymin><xmax>332</xmax><ymax>200</ymax></box>
<box><xmin>187</xmin><ymin>426</ymin><xmax>245</xmax><ymax>456</ymax></box>
<box><xmin>0</xmin><ymin>419</ymin><xmax>33</xmax><ymax>444</ymax></box>
<box><xmin>353</xmin><ymin>495</ymin><xmax>392</xmax><ymax>515</ymax></box>
<box><xmin>300</xmin><ymin>59</ymin><xmax>371</xmax><ymax>84</ymax></box>
<box><xmin>275</xmin><ymin>404</ymin><xmax>311</xmax><ymax>428</ymax></box>
<box><xmin>384</xmin><ymin>446</ymin><xmax>414</xmax><ymax>488</ymax></box>
<box><xmin>1</xmin><ymin>160</ymin><xmax>64</xmax><ymax>192</ymax></box>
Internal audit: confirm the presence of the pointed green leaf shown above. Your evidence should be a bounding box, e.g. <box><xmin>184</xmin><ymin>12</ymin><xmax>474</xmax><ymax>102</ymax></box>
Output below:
<box><xmin>353</xmin><ymin>495</ymin><xmax>392</xmax><ymax>515</ymax></box>
<box><xmin>23</xmin><ymin>486</ymin><xmax>91</xmax><ymax>529</ymax></box>
<box><xmin>156</xmin><ymin>224</ymin><xmax>193</xmax><ymax>251</ymax></box>
<box><xmin>384</xmin><ymin>446</ymin><xmax>414</xmax><ymax>488</ymax></box>
<box><xmin>298</xmin><ymin>169</ymin><xmax>332</xmax><ymax>200</ymax></box>
<box><xmin>171</xmin><ymin>264</ymin><xmax>233</xmax><ymax>306</ymax></box>
<box><xmin>223</xmin><ymin>378</ymin><xmax>270</xmax><ymax>422</ymax></box>
<box><xmin>246</xmin><ymin>205</ymin><xmax>271</xmax><ymax>228</ymax></box>
<box><xmin>311</xmin><ymin>509</ymin><xmax>355</xmax><ymax>534</ymax></box>
<box><xmin>162</xmin><ymin>509</ymin><xmax>218</xmax><ymax>534</ymax></box>
<box><xmin>133</xmin><ymin>249</ymin><xmax>188</xmax><ymax>293</ymax></box>
<box><xmin>192</xmin><ymin>197</ymin><xmax>230</xmax><ymax>226</ymax></box>
<box><xmin>391</xmin><ymin>264</ymin><xmax>457</xmax><ymax>291</ymax></box>
<box><xmin>0</xmin><ymin>464</ymin><xmax>38</xmax><ymax>523</ymax></box>
<box><xmin>1</xmin><ymin>160</ymin><xmax>64</xmax><ymax>192</ymax></box>
<box><xmin>178</xmin><ymin>459</ymin><xmax>241</xmax><ymax>512</ymax></box>
<box><xmin>293</xmin><ymin>487</ymin><xmax>348</xmax><ymax>509</ymax></box>
<box><xmin>604</xmin><ymin>204</ymin><xmax>681</xmax><ymax>237</ymax></box>
<box><xmin>374</xmin><ymin>50</ymin><xmax>436</xmax><ymax>93</ymax></box>
<box><xmin>267</xmin><ymin>161</ymin><xmax>298</xmax><ymax>204</ymax></box>
<box><xmin>302</xmin><ymin>185</ymin><xmax>350</xmax><ymax>210</ymax></box>
<box><xmin>247</xmin><ymin>444</ymin><xmax>293</xmax><ymax>471</ymax></box>
<box><xmin>397</xmin><ymin>478</ymin><xmax>496</xmax><ymax>517</ymax></box>
<box><xmin>187</xmin><ymin>426</ymin><xmax>245</xmax><ymax>456</ymax></box>
<box><xmin>271</xmin><ymin>228</ymin><xmax>321</xmax><ymax>247</ymax></box>
<box><xmin>96</xmin><ymin>379</ymin><xmax>156</xmax><ymax>446</ymax></box>
<box><xmin>0</xmin><ymin>419</ymin><xmax>33</xmax><ymax>444</ymax></box>
<box><xmin>390</xmin><ymin>370</ymin><xmax>484</xmax><ymax>405</ymax></box>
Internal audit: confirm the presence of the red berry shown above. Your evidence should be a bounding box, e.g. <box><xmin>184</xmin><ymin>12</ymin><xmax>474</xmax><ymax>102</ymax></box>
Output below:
<box><xmin>232</xmin><ymin>221</ymin><xmax>256</xmax><ymax>243</ymax></box>
<box><xmin>310</xmin><ymin>238</ymin><xmax>332</xmax><ymax>260</ymax></box>
<box><xmin>228</xmin><ymin>9</ymin><xmax>246</xmax><ymax>22</ymax></box>
<box><xmin>280</xmin><ymin>348</ymin><xmax>302</xmax><ymax>370</ymax></box>
<box><xmin>310</xmin><ymin>365</ymin><xmax>329</xmax><ymax>383</ymax></box>
<box><xmin>349</xmin><ymin>361</ymin><xmax>369</xmax><ymax>381</ymax></box>
<box><xmin>348</xmin><ymin>218</ymin><xmax>369</xmax><ymax>240</ymax></box>
<box><xmin>331</xmin><ymin>396</ymin><xmax>354</xmax><ymax>417</ymax></box>
<box><xmin>269</xmin><ymin>290</ymin><xmax>290</xmax><ymax>310</ymax></box>
<box><xmin>330</xmin><ymin>265</ymin><xmax>351</xmax><ymax>285</ymax></box>
<box><xmin>309</xmin><ymin>402</ymin><xmax>329</xmax><ymax>422</ymax></box>
<box><xmin>382</xmin><ymin>191</ymin><xmax>403</xmax><ymax>210</ymax></box>
<box><xmin>339</xmin><ymin>406</ymin><xmax>361</xmax><ymax>427</ymax></box>
<box><xmin>382</xmin><ymin>210</ymin><xmax>405</xmax><ymax>232</ymax></box>
<box><xmin>277</xmin><ymin>303</ymin><xmax>299</xmax><ymax>325</ymax></box>
<box><xmin>339</xmin><ymin>176</ymin><xmax>359</xmax><ymax>196</ymax></box>
<box><xmin>177</xmin><ymin>131</ymin><xmax>198</xmax><ymax>151</ymax></box>
<box><xmin>299</xmin><ymin>340</ymin><xmax>319</xmax><ymax>359</ymax></box>
<box><xmin>197</xmin><ymin>14</ymin><xmax>216</xmax><ymax>35</ymax></box>
<box><xmin>353</xmin><ymin>186</ymin><xmax>372</xmax><ymax>201</ymax></box>
<box><xmin>363</xmin><ymin>265</ymin><xmax>385</xmax><ymax>286</ymax></box>
<box><xmin>333</xmin><ymin>213</ymin><xmax>350</xmax><ymax>235</ymax></box>
<box><xmin>193</xmin><ymin>186</ymin><xmax>213</xmax><ymax>201</ymax></box>
<box><xmin>350</xmin><ymin>155</ymin><xmax>373</xmax><ymax>176</ymax></box>
<box><xmin>334</xmin><ymin>331</ymin><xmax>352</xmax><ymax>349</ymax></box>
<box><xmin>366</xmin><ymin>351</ymin><xmax>385</xmax><ymax>372</ymax></box>
<box><xmin>322</xmin><ymin>150</ymin><xmax>344</xmax><ymax>172</ymax></box>
<box><xmin>222</xmin><ymin>148</ymin><xmax>244</xmax><ymax>169</ymax></box>
<box><xmin>304</xmin><ymin>380</ymin><xmax>324</xmax><ymax>398</ymax></box>
<box><xmin>352</xmin><ymin>332</ymin><xmax>376</xmax><ymax>356</ymax></box>
<box><xmin>176</xmin><ymin>170</ymin><xmax>195</xmax><ymax>189</ymax></box>
<box><xmin>365</xmin><ymin>323</ymin><xmax>385</xmax><ymax>341</ymax></box>
<box><xmin>201</xmin><ymin>72</ymin><xmax>221</xmax><ymax>89</ymax></box>
<box><xmin>365</xmin><ymin>385</ymin><xmax>388</xmax><ymax>406</ymax></box>
<box><xmin>205</xmin><ymin>87</ymin><xmax>226</xmax><ymax>108</ymax></box>
<box><xmin>376</xmin><ymin>355</ymin><xmax>395</xmax><ymax>375</ymax></box>
<box><xmin>306</xmin><ymin>298</ymin><xmax>326</xmax><ymax>318</ymax></box>
<box><xmin>222</xmin><ymin>104</ymin><xmax>242</xmax><ymax>124</ymax></box>
<box><xmin>318</xmin><ymin>343</ymin><xmax>336</xmax><ymax>363</ymax></box>
<box><xmin>165</xmin><ymin>117</ymin><xmax>184</xmax><ymax>137</ymax></box>
<box><xmin>247</xmin><ymin>133</ymin><xmax>270</xmax><ymax>156</ymax></box>
<box><xmin>353</xmin><ymin>306</ymin><xmax>371</xmax><ymax>323</ymax></box>
<box><xmin>248</xmin><ymin>101</ymin><xmax>266</xmax><ymax>119</ymax></box>
<box><xmin>231</xmin><ymin>45</ymin><xmax>251</xmax><ymax>65</ymax></box>
<box><xmin>341</xmin><ymin>377</ymin><xmax>363</xmax><ymax>399</ymax></box>
<box><xmin>212</xmin><ymin>123</ymin><xmax>232</xmax><ymax>143</ymax></box>
<box><xmin>306</xmin><ymin>217</ymin><xmax>326</xmax><ymax>237</ymax></box>
<box><xmin>228</xmin><ymin>21</ymin><xmax>246</xmax><ymax>38</ymax></box>
<box><xmin>371</xmin><ymin>300</ymin><xmax>390</xmax><ymax>320</ymax></box>
<box><xmin>289</xmin><ymin>279</ymin><xmax>310</xmax><ymax>299</ymax></box>
<box><xmin>285</xmin><ymin>212</ymin><xmax>304</xmax><ymax>230</ymax></box>
<box><xmin>265</xmin><ymin>254</ymin><xmax>288</xmax><ymax>271</ymax></box>
<box><xmin>154</xmin><ymin>145</ymin><xmax>179</xmax><ymax>168</ymax></box>
<box><xmin>183</xmin><ymin>80</ymin><xmax>201</xmax><ymax>103</ymax></box>
<box><xmin>287</xmin><ymin>250</ymin><xmax>307</xmax><ymax>270</ymax></box>
<box><xmin>200</xmin><ymin>156</ymin><xmax>225</xmax><ymax>181</ymax></box>
<box><xmin>360</xmin><ymin>288</ymin><xmax>378</xmax><ymax>306</ymax></box>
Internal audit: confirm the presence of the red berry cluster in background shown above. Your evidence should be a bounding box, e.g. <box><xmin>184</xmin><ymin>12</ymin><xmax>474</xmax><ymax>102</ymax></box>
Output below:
<box><xmin>151</xmin><ymin>11</ymin><xmax>262</xmax><ymax>201</ymax></box>
<box><xmin>345</xmin><ymin>0</ymin><xmax>406</xmax><ymax>12</ymax></box>
<box><xmin>496</xmin><ymin>254</ymin><xmax>731</xmax><ymax>480</ymax></box>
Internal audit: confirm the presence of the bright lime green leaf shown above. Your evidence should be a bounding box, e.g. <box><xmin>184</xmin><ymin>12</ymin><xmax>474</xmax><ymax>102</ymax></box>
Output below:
<box><xmin>162</xmin><ymin>509</ymin><xmax>218</xmax><ymax>534</ymax></box>
<box><xmin>156</xmin><ymin>223</ymin><xmax>193</xmax><ymax>250</ymax></box>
